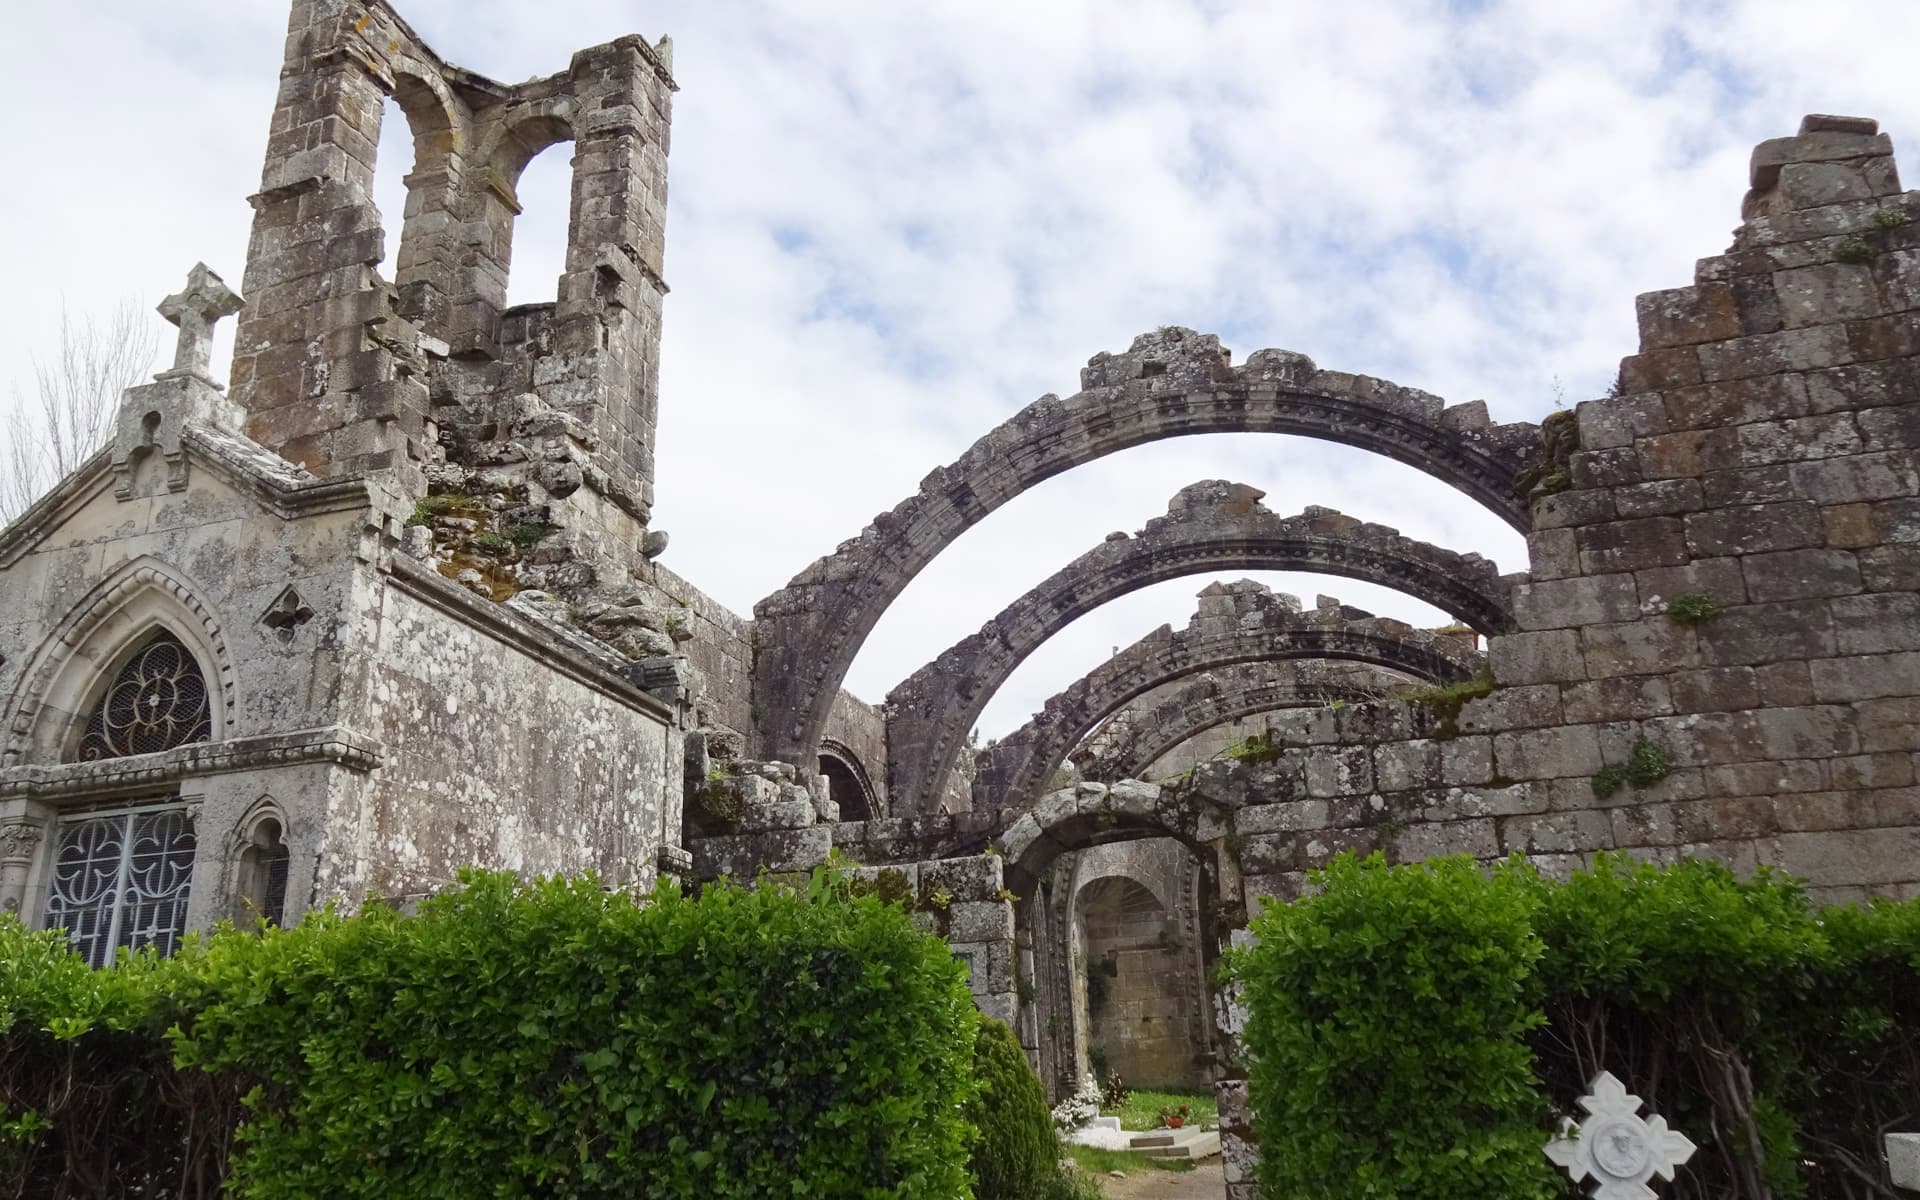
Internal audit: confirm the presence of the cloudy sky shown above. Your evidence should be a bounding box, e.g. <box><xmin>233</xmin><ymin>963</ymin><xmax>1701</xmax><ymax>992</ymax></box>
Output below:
<box><xmin>2</xmin><ymin>1</ymin><xmax>1915</xmax><ymax>739</ymax></box>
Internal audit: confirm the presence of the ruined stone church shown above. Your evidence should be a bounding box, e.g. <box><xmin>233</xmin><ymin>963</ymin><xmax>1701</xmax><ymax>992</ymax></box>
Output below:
<box><xmin>4</xmin><ymin>3</ymin><xmax>1920</xmax><ymax>1193</ymax></box>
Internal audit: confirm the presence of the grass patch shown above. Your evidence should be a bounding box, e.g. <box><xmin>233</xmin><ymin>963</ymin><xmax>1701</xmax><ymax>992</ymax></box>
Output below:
<box><xmin>1062</xmin><ymin>1145</ymin><xmax>1196</xmax><ymax>1176</ymax></box>
<box><xmin>1390</xmin><ymin>671</ymin><xmax>1495</xmax><ymax>738</ymax></box>
<box><xmin>1592</xmin><ymin>736</ymin><xmax>1676</xmax><ymax>800</ymax></box>
<box><xmin>1665</xmin><ymin>590</ymin><xmax>1721</xmax><ymax>626</ymax></box>
<box><xmin>1106</xmin><ymin>1088</ymin><xmax>1217</xmax><ymax>1131</ymax></box>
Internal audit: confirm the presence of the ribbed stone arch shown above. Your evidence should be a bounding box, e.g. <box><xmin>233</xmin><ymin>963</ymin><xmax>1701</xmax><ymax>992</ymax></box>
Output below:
<box><xmin>754</xmin><ymin>327</ymin><xmax>1542</xmax><ymax>773</ymax></box>
<box><xmin>971</xmin><ymin>582</ymin><xmax>1483</xmax><ymax>817</ymax></box>
<box><xmin>882</xmin><ymin>479</ymin><xmax>1507</xmax><ymax>814</ymax></box>
<box><xmin>1070</xmin><ymin>659</ymin><xmax>1420</xmax><ymax>784</ymax></box>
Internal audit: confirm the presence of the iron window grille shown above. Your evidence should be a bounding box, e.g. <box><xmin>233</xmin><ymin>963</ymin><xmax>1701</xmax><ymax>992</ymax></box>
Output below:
<box><xmin>43</xmin><ymin>802</ymin><xmax>196</xmax><ymax>968</ymax></box>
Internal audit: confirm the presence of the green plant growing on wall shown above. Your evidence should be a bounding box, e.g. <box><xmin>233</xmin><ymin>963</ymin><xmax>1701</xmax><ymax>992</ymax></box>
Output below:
<box><xmin>1834</xmin><ymin>236</ymin><xmax>1874</xmax><ymax>264</ymax></box>
<box><xmin>502</xmin><ymin>522</ymin><xmax>557</xmax><ymax>546</ymax></box>
<box><xmin>1874</xmin><ymin>206</ymin><xmax>1910</xmax><ymax>229</ymax></box>
<box><xmin>1665</xmin><ymin>590</ymin><xmax>1722</xmax><ymax>626</ymax></box>
<box><xmin>1591</xmin><ymin>737</ymin><xmax>1675</xmax><ymax>800</ymax></box>
<box><xmin>1392</xmin><ymin>672</ymin><xmax>1495</xmax><ymax>739</ymax></box>
<box><xmin>1225</xmin><ymin>731</ymin><xmax>1283</xmax><ymax>764</ymax></box>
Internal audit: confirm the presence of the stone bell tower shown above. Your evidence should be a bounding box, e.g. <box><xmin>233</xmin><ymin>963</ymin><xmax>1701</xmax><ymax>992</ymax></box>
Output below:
<box><xmin>227</xmin><ymin>0</ymin><xmax>675</xmax><ymax>532</ymax></box>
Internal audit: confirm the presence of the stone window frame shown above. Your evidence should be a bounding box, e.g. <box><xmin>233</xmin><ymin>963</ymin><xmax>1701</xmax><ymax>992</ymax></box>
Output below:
<box><xmin>2</xmin><ymin>564</ymin><xmax>238</xmax><ymax>959</ymax></box>
<box><xmin>226</xmin><ymin>796</ymin><xmax>293</xmax><ymax>929</ymax></box>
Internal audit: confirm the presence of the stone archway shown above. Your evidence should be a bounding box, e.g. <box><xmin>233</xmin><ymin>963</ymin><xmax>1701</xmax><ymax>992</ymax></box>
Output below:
<box><xmin>753</xmin><ymin>327</ymin><xmax>1545</xmax><ymax>772</ymax></box>
<box><xmin>883</xmin><ymin>480</ymin><xmax>1506</xmax><ymax>814</ymax></box>
<box><xmin>1070</xmin><ymin>659</ymin><xmax>1419</xmax><ymax>784</ymax></box>
<box><xmin>973</xmin><ymin>583</ymin><xmax>1483</xmax><ymax>817</ymax></box>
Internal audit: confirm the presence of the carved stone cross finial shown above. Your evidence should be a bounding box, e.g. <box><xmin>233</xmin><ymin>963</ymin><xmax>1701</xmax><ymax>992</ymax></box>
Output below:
<box><xmin>1546</xmin><ymin>1071</ymin><xmax>1697</xmax><ymax>1199</ymax></box>
<box><xmin>156</xmin><ymin>263</ymin><xmax>243</xmax><ymax>387</ymax></box>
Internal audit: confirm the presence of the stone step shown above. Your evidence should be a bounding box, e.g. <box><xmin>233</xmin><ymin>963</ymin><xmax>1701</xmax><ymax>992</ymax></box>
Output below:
<box><xmin>1126</xmin><ymin>1126</ymin><xmax>1220</xmax><ymax>1159</ymax></box>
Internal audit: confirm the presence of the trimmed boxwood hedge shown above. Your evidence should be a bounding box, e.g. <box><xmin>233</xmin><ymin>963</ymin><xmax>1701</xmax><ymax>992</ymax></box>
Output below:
<box><xmin>1234</xmin><ymin>852</ymin><xmax>1920</xmax><ymax>1200</ymax></box>
<box><xmin>0</xmin><ymin>869</ymin><xmax>980</xmax><ymax>1199</ymax></box>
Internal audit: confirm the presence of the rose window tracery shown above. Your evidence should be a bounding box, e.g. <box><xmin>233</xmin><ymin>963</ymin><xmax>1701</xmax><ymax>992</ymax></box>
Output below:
<box><xmin>74</xmin><ymin>630</ymin><xmax>212</xmax><ymax>761</ymax></box>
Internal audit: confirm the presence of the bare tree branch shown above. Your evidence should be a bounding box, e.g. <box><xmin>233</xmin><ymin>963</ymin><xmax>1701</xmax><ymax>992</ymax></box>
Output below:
<box><xmin>0</xmin><ymin>301</ymin><xmax>161</xmax><ymax>523</ymax></box>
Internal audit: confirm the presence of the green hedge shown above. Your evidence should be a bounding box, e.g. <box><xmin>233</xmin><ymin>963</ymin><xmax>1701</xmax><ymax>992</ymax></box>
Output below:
<box><xmin>966</xmin><ymin>1018</ymin><xmax>1057</xmax><ymax>1200</ymax></box>
<box><xmin>1235</xmin><ymin>853</ymin><xmax>1920</xmax><ymax>1200</ymax></box>
<box><xmin>1</xmin><ymin>870</ymin><xmax>980</xmax><ymax>1199</ymax></box>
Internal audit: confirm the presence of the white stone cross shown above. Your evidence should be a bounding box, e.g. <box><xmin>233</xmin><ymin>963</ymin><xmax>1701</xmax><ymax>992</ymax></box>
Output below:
<box><xmin>1545</xmin><ymin>1071</ymin><xmax>1697</xmax><ymax>1200</ymax></box>
<box><xmin>156</xmin><ymin>263</ymin><xmax>243</xmax><ymax>387</ymax></box>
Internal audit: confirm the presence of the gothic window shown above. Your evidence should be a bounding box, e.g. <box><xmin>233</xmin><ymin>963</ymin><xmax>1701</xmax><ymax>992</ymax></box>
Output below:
<box><xmin>74</xmin><ymin>630</ymin><xmax>212</xmax><ymax>761</ymax></box>
<box><xmin>43</xmin><ymin>804</ymin><xmax>196</xmax><ymax>968</ymax></box>
<box><xmin>234</xmin><ymin>816</ymin><xmax>291</xmax><ymax>927</ymax></box>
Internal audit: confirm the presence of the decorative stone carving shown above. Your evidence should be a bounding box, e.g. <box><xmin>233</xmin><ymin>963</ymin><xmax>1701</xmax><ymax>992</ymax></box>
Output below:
<box><xmin>262</xmin><ymin>587</ymin><xmax>315</xmax><ymax>644</ymax></box>
<box><xmin>1545</xmin><ymin>1071</ymin><xmax>1696</xmax><ymax>1199</ymax></box>
<box><xmin>0</xmin><ymin>819</ymin><xmax>47</xmax><ymax>914</ymax></box>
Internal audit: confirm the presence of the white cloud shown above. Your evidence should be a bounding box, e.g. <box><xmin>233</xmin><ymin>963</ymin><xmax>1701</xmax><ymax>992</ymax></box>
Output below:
<box><xmin>1</xmin><ymin>0</ymin><xmax>1913</xmax><ymax>738</ymax></box>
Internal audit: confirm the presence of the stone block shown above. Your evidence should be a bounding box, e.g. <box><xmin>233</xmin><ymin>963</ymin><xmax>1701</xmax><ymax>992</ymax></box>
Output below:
<box><xmin>1857</xmin><ymin>698</ymin><xmax>1920</xmax><ymax>752</ymax></box>
<box><xmin>1699</xmin><ymin>600</ymin><xmax>1836</xmax><ymax>665</ymax></box>
<box><xmin>1440</xmin><ymin>738</ymin><xmax>1495</xmax><ymax>786</ymax></box>
<box><xmin>1571</xmin><ymin>447</ymin><xmax>1643</xmax><ymax>489</ymax></box>
<box><xmin>1618</xmin><ymin>346</ymin><xmax>1703</xmax><ymax>393</ymax></box>
<box><xmin>1876</xmin><ymin>249</ymin><xmax>1920</xmax><ymax>313</ymax></box>
<box><xmin>922</xmin><ymin>854</ymin><xmax>1004</xmax><ymax>903</ymax></box>
<box><xmin>1885</xmin><ymin>1133</ymin><xmax>1920</xmax><ymax>1192</ymax></box>
<box><xmin>1855</xmin><ymin>404</ymin><xmax>1920</xmax><ymax>451</ymax></box>
<box><xmin>1834</xmin><ymin>592</ymin><xmax>1920</xmax><ymax>653</ymax></box>
<box><xmin>1790</xmin><ymin>451</ymin><xmax>1920</xmax><ymax>504</ymax></box>
<box><xmin>1702</xmin><ymin>464</ymin><xmax>1798</xmax><ymax>508</ymax></box>
<box><xmin>1530</xmin><ymin>488</ymin><xmax>1616</xmax><ymax>531</ymax></box>
<box><xmin>1668</xmin><ymin>666</ymin><xmax>1760</xmax><ymax>714</ymax></box>
<box><xmin>1373</xmin><ymin>741</ymin><xmax>1439</xmax><ymax>793</ymax></box>
<box><xmin>1740</xmin><ymin>548</ymin><xmax>1862</xmax><ymax>601</ymax></box>
<box><xmin>1685</xmin><ymin>502</ymin><xmax>1823</xmax><ymax>556</ymax></box>
<box><xmin>1391</xmin><ymin>818</ymin><xmax>1498</xmax><ymax>862</ymax></box>
<box><xmin>1235</xmin><ymin>800</ymin><xmax>1330</xmax><ymax>834</ymax></box>
<box><xmin>1636</xmin><ymin>284</ymin><xmax>1741</xmax><ymax>349</ymax></box>
<box><xmin>1696</xmin><ymin>325</ymin><xmax>1851</xmax><ymax>383</ymax></box>
<box><xmin>1609</xmin><ymin>802</ymin><xmax>1677</xmax><ymax>847</ymax></box>
<box><xmin>1774</xmin><ymin>790</ymin><xmax>1879</xmax><ymax>832</ymax></box>
<box><xmin>1612</xmin><ymin>478</ymin><xmax>1705</xmax><ymax>518</ymax></box>
<box><xmin>1809</xmin><ymin>652</ymin><xmax>1920</xmax><ymax>702</ymax></box>
<box><xmin>1490</xmin><ymin>632</ymin><xmax>1585</xmax><ymax>687</ymax></box>
<box><xmin>1636</xmin><ymin>558</ymin><xmax>1748</xmax><ymax>610</ymax></box>
<box><xmin>1419</xmin><ymin>783</ymin><xmax>1549</xmax><ymax>821</ymax></box>
<box><xmin>1458</xmin><ymin>684</ymin><xmax>1565</xmax><ymax>732</ymax></box>
<box><xmin>1830</xmin><ymin>752</ymin><xmax>1915</xmax><ymax>790</ymax></box>
<box><xmin>1493</xmin><ymin>725</ymin><xmax>1603</xmax><ymax>780</ymax></box>
<box><xmin>1770</xmin><ymin>828</ymin><xmax>1920</xmax><ymax>887</ymax></box>
<box><xmin>1576</xmin><ymin>395</ymin><xmax>1669</xmax><ymax>449</ymax></box>
<box><xmin>1297</xmin><ymin>828</ymin><xmax>1380</xmax><ymax>868</ymax></box>
<box><xmin>1561</xmin><ymin>677</ymin><xmax>1675</xmax><ymax>723</ymax></box>
<box><xmin>947</xmin><ymin>900</ymin><xmax>1013</xmax><ymax>943</ymax></box>
<box><xmin>1578</xmin><ymin>517</ymin><xmax>1690</xmax><ymax>573</ymax></box>
<box><xmin>1756</xmin><ymin>660</ymin><xmax>1816</xmax><ymax>706</ymax></box>
<box><xmin>1511</xmin><ymin>574</ymin><xmax>1640</xmax><ymax>631</ymax></box>
<box><xmin>1705</xmin><ymin>758</ymin><xmax>1828</xmax><ymax>798</ymax></box>
<box><xmin>1775</xmin><ymin>263</ymin><xmax>1883</xmax><ymax>326</ymax></box>
<box><xmin>1736</xmin><ymin>414</ymin><xmax>1864</xmax><ymax>465</ymax></box>
<box><xmin>1582</xmin><ymin>618</ymin><xmax>1699</xmax><ymax>679</ymax></box>
<box><xmin>1805</xmin><ymin>359</ymin><xmax>1920</xmax><ymax>413</ymax></box>
<box><xmin>1499</xmin><ymin>810</ymin><xmax>1613</xmax><ymax>855</ymax></box>
<box><xmin>1863</xmin><ymin>544</ymin><xmax>1920</xmax><ymax>591</ymax></box>
<box><xmin>1823</xmin><ymin>503</ymin><xmax>1879</xmax><ymax>546</ymax></box>
<box><xmin>1527</xmin><ymin>529</ymin><xmax>1580</xmax><ymax>580</ymax></box>
<box><xmin>1305</xmin><ymin>747</ymin><xmax>1373</xmax><ymax>798</ymax></box>
<box><xmin>1663</xmin><ymin>374</ymin><xmax>1809</xmax><ymax>430</ymax></box>
<box><xmin>1636</xmin><ymin>431</ymin><xmax>1706</xmax><ymax>479</ymax></box>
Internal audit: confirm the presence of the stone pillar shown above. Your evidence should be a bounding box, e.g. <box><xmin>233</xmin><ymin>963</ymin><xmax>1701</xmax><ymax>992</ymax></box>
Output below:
<box><xmin>0</xmin><ymin>819</ymin><xmax>46</xmax><ymax>918</ymax></box>
<box><xmin>547</xmin><ymin>36</ymin><xmax>676</xmax><ymax>522</ymax></box>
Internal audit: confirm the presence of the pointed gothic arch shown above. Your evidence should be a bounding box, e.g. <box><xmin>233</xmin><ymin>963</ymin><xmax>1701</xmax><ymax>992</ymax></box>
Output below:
<box><xmin>2</xmin><ymin>557</ymin><xmax>235</xmax><ymax>767</ymax></box>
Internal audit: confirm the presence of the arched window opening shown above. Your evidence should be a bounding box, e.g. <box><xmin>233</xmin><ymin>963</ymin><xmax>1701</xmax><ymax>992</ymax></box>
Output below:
<box><xmin>371</xmin><ymin>94</ymin><xmax>416</xmax><ymax>278</ymax></box>
<box><xmin>504</xmin><ymin>141</ymin><xmax>573</xmax><ymax>308</ymax></box>
<box><xmin>235</xmin><ymin>816</ymin><xmax>291</xmax><ymax>928</ymax></box>
<box><xmin>818</xmin><ymin>752</ymin><xmax>872</xmax><ymax>822</ymax></box>
<box><xmin>44</xmin><ymin>801</ymin><xmax>196</xmax><ymax>968</ymax></box>
<box><xmin>73</xmin><ymin>630</ymin><xmax>212</xmax><ymax>762</ymax></box>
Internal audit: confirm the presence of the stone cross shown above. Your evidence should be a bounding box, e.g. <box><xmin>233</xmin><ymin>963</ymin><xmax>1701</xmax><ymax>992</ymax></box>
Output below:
<box><xmin>156</xmin><ymin>263</ymin><xmax>243</xmax><ymax>387</ymax></box>
<box><xmin>1545</xmin><ymin>1071</ymin><xmax>1696</xmax><ymax>1200</ymax></box>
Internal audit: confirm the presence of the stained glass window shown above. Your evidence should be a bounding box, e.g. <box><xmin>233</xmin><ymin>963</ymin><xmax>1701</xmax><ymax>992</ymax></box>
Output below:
<box><xmin>75</xmin><ymin>630</ymin><xmax>212</xmax><ymax>761</ymax></box>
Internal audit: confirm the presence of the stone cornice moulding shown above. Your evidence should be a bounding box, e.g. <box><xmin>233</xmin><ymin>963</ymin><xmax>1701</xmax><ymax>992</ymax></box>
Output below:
<box><xmin>0</xmin><ymin>725</ymin><xmax>384</xmax><ymax>800</ymax></box>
